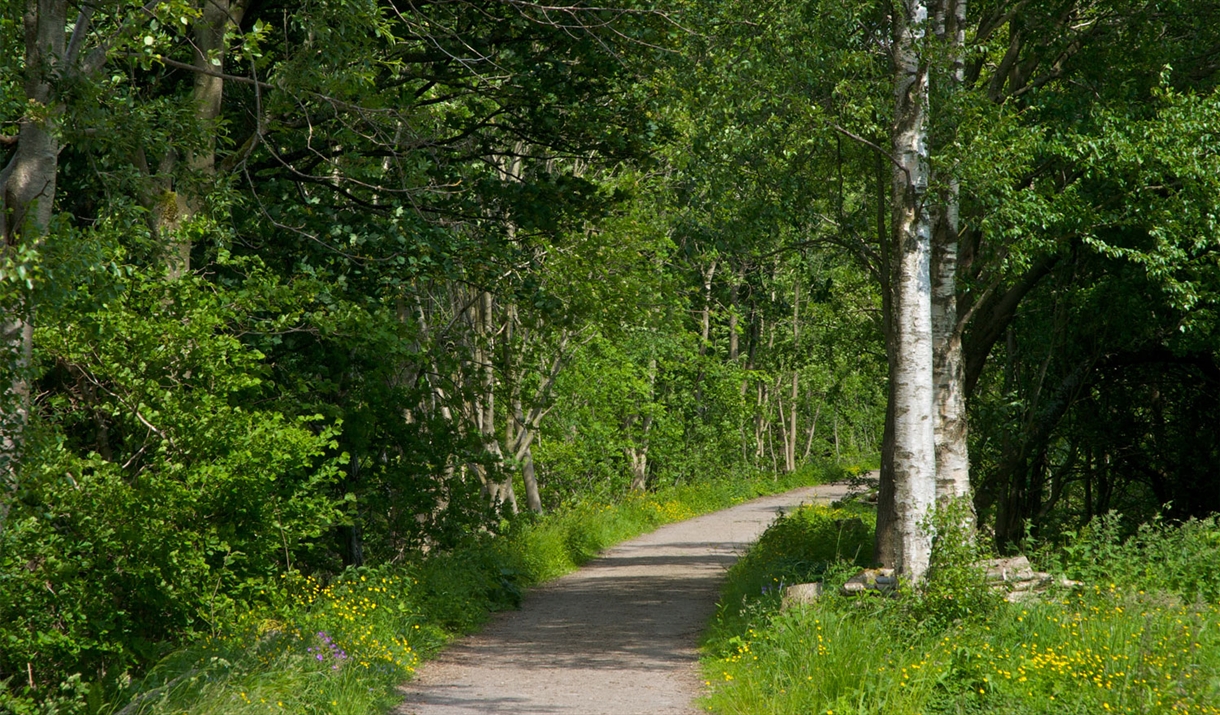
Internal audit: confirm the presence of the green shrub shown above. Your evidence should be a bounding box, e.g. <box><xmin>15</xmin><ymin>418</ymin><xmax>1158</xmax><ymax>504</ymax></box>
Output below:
<box><xmin>912</xmin><ymin>498</ymin><xmax>1002</xmax><ymax>628</ymax></box>
<box><xmin>1041</xmin><ymin>511</ymin><xmax>1220</xmax><ymax>602</ymax></box>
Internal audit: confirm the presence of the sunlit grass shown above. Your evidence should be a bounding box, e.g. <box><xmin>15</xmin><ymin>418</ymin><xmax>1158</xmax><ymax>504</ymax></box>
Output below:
<box><xmin>701</xmin><ymin>505</ymin><xmax>1220</xmax><ymax>715</ymax></box>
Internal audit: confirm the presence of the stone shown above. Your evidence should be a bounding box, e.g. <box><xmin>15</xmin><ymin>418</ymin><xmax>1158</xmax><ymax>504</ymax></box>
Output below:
<box><xmin>781</xmin><ymin>582</ymin><xmax>823</xmax><ymax>610</ymax></box>
<box><xmin>980</xmin><ymin>556</ymin><xmax>1082</xmax><ymax>603</ymax></box>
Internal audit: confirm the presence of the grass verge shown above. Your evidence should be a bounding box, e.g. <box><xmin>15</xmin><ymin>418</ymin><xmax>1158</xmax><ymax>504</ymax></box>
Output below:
<box><xmin>62</xmin><ymin>461</ymin><xmax>855</xmax><ymax>715</ymax></box>
<box><xmin>701</xmin><ymin>504</ymin><xmax>1220</xmax><ymax>715</ymax></box>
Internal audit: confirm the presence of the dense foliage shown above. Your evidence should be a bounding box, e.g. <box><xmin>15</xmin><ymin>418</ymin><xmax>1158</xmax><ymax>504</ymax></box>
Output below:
<box><xmin>3</xmin><ymin>0</ymin><xmax>1219</xmax><ymax>710</ymax></box>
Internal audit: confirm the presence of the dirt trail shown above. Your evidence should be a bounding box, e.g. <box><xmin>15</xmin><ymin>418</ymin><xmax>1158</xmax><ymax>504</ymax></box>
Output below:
<box><xmin>396</xmin><ymin>482</ymin><xmax>852</xmax><ymax>715</ymax></box>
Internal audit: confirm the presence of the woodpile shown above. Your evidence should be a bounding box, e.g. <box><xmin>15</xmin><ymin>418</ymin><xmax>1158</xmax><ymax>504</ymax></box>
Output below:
<box><xmin>841</xmin><ymin>568</ymin><xmax>898</xmax><ymax>595</ymax></box>
<box><xmin>830</xmin><ymin>557</ymin><xmax>1081</xmax><ymax>602</ymax></box>
<box><xmin>984</xmin><ymin>556</ymin><xmax>1080</xmax><ymax>602</ymax></box>
<box><xmin>780</xmin><ymin>582</ymin><xmax>824</xmax><ymax>610</ymax></box>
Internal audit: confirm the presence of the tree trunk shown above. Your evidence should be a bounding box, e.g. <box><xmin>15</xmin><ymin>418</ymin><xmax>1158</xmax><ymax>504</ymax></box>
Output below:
<box><xmin>512</xmin><ymin>392</ymin><xmax>543</xmax><ymax>513</ymax></box>
<box><xmin>0</xmin><ymin>0</ymin><xmax>66</xmax><ymax>535</ymax></box>
<box><xmin>889</xmin><ymin>0</ymin><xmax>936</xmax><ymax>580</ymax></box>
<box><xmin>754</xmin><ymin>381</ymin><xmax>767</xmax><ymax>462</ymax></box>
<box><xmin>627</xmin><ymin>355</ymin><xmax>656</xmax><ymax>491</ymax></box>
<box><xmin>699</xmin><ymin>259</ymin><xmax>717</xmax><ymax>353</ymax></box>
<box><xmin>728</xmin><ymin>271</ymin><xmax>740</xmax><ymax>362</ymax></box>
<box><xmin>873</xmin><ymin>149</ymin><xmax>901</xmax><ymax>568</ymax></box>
<box><xmin>786</xmin><ymin>283</ymin><xmax>800</xmax><ymax>472</ymax></box>
<box><xmin>802</xmin><ymin>399</ymin><xmax>821</xmax><ymax>462</ymax></box>
<box><xmin>475</xmin><ymin>290</ymin><xmax>515</xmax><ymax>512</ymax></box>
<box><xmin>786</xmin><ymin>372</ymin><xmax>798</xmax><ymax>472</ymax></box>
<box><xmin>931</xmin><ymin>0</ymin><xmax>971</xmax><ymax>506</ymax></box>
<box><xmin>169</xmin><ymin>0</ymin><xmax>245</xmax><ymax>276</ymax></box>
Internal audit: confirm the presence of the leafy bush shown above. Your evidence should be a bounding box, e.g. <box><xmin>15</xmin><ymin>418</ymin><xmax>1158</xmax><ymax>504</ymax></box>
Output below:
<box><xmin>1041</xmin><ymin>511</ymin><xmax>1220</xmax><ymax>602</ymax></box>
<box><xmin>913</xmin><ymin>498</ymin><xmax>1002</xmax><ymax>627</ymax></box>
<box><xmin>0</xmin><ymin>268</ymin><xmax>343</xmax><ymax>711</ymax></box>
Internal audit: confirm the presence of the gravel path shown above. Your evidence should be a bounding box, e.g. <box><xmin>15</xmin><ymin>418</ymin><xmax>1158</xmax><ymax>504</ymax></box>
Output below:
<box><xmin>396</xmin><ymin>482</ymin><xmax>852</xmax><ymax>715</ymax></box>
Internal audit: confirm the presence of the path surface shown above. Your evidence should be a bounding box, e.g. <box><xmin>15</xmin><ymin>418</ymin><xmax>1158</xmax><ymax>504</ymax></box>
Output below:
<box><xmin>396</xmin><ymin>482</ymin><xmax>853</xmax><ymax>715</ymax></box>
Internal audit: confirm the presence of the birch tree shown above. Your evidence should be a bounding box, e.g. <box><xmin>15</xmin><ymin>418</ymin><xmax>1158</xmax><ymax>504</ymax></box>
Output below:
<box><xmin>931</xmin><ymin>0</ymin><xmax>970</xmax><ymax>504</ymax></box>
<box><xmin>889</xmin><ymin>0</ymin><xmax>937</xmax><ymax>579</ymax></box>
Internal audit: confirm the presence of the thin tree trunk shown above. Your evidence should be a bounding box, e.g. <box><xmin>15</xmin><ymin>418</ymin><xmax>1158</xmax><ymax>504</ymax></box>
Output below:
<box><xmin>787</xmin><ymin>372</ymin><xmax>798</xmax><ymax>472</ymax></box>
<box><xmin>1082</xmin><ymin>443</ymin><xmax>1093</xmax><ymax>524</ymax></box>
<box><xmin>475</xmin><ymin>290</ymin><xmax>515</xmax><ymax>512</ymax></box>
<box><xmin>776</xmin><ymin>381</ymin><xmax>792</xmax><ymax>473</ymax></box>
<box><xmin>627</xmin><ymin>355</ymin><xmax>656</xmax><ymax>491</ymax></box>
<box><xmin>728</xmin><ymin>274</ymin><xmax>739</xmax><ymax>361</ymax></box>
<box><xmin>787</xmin><ymin>283</ymin><xmax>800</xmax><ymax>472</ymax></box>
<box><xmin>889</xmin><ymin>0</ymin><xmax>936</xmax><ymax>580</ymax></box>
<box><xmin>699</xmin><ymin>260</ymin><xmax>718</xmax><ymax>353</ymax></box>
<box><xmin>767</xmin><ymin>421</ymin><xmax>778</xmax><ymax>474</ymax></box>
<box><xmin>755</xmin><ymin>381</ymin><xmax>767</xmax><ymax>461</ymax></box>
<box><xmin>833</xmin><ymin>413</ymin><xmax>841</xmax><ymax>460</ymax></box>
<box><xmin>802</xmin><ymin>399</ymin><xmax>822</xmax><ymax>461</ymax></box>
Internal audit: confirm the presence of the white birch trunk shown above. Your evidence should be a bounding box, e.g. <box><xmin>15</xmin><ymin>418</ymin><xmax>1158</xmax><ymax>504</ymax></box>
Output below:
<box><xmin>891</xmin><ymin>0</ymin><xmax>936</xmax><ymax>580</ymax></box>
<box><xmin>931</xmin><ymin>0</ymin><xmax>971</xmax><ymax>506</ymax></box>
<box><xmin>786</xmin><ymin>372</ymin><xmax>798</xmax><ymax>472</ymax></box>
<box><xmin>513</xmin><ymin>394</ymin><xmax>543</xmax><ymax>513</ymax></box>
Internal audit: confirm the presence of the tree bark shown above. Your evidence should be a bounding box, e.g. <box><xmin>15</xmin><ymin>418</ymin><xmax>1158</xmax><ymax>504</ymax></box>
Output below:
<box><xmin>787</xmin><ymin>283</ymin><xmax>800</xmax><ymax>472</ymax></box>
<box><xmin>802</xmin><ymin>398</ymin><xmax>821</xmax><ymax>462</ymax></box>
<box><xmin>889</xmin><ymin>0</ymin><xmax>936</xmax><ymax>579</ymax></box>
<box><xmin>728</xmin><ymin>271</ymin><xmax>740</xmax><ymax>362</ymax></box>
<box><xmin>874</xmin><ymin>150</ymin><xmax>900</xmax><ymax>568</ymax></box>
<box><xmin>168</xmin><ymin>0</ymin><xmax>246</xmax><ymax>276</ymax></box>
<box><xmin>790</xmin><ymin>370</ymin><xmax>800</xmax><ymax>470</ymax></box>
<box><xmin>931</xmin><ymin>0</ymin><xmax>971</xmax><ymax>505</ymax></box>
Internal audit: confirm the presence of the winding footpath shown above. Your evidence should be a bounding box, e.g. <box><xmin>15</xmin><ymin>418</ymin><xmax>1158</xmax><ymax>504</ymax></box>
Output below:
<box><xmin>396</xmin><ymin>482</ymin><xmax>852</xmax><ymax>715</ymax></box>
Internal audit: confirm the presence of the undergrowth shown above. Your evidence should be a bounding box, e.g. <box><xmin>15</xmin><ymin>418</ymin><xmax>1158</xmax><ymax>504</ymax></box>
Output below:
<box><xmin>702</xmin><ymin>505</ymin><xmax>1220</xmax><ymax>715</ymax></box>
<box><xmin>0</xmin><ymin>462</ymin><xmax>848</xmax><ymax>715</ymax></box>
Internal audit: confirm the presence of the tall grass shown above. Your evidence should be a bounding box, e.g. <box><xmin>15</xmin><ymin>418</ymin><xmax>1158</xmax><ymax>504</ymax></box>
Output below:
<box><xmin>701</xmin><ymin>505</ymin><xmax>1220</xmax><ymax>715</ymax></box>
<box><xmin>55</xmin><ymin>462</ymin><xmax>848</xmax><ymax>715</ymax></box>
